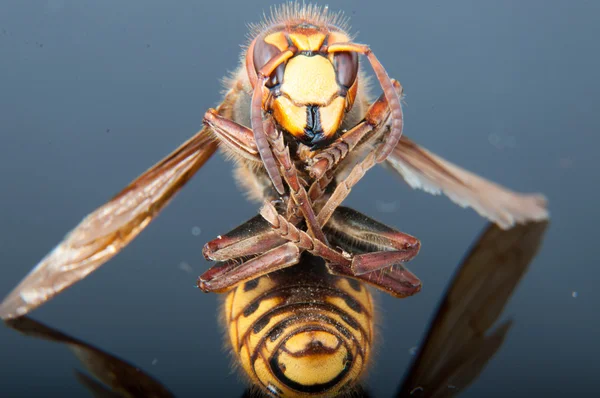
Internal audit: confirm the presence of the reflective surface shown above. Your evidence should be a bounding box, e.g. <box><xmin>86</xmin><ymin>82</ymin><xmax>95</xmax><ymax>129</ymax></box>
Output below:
<box><xmin>5</xmin><ymin>221</ymin><xmax>548</xmax><ymax>397</ymax></box>
<box><xmin>0</xmin><ymin>1</ymin><xmax>597</xmax><ymax>397</ymax></box>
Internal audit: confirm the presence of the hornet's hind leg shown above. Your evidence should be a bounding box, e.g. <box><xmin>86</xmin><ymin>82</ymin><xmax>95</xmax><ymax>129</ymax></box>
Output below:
<box><xmin>260</xmin><ymin>202</ymin><xmax>422</xmax><ymax>298</ymax></box>
<box><xmin>324</xmin><ymin>206</ymin><xmax>421</xmax><ymax>275</ymax></box>
<box><xmin>198</xmin><ymin>212</ymin><xmax>299</xmax><ymax>293</ymax></box>
<box><xmin>198</xmin><ymin>201</ymin><xmax>348</xmax><ymax>293</ymax></box>
<box><xmin>198</xmin><ymin>242</ymin><xmax>300</xmax><ymax>293</ymax></box>
<box><xmin>204</xmin><ymin>110</ymin><xmax>329</xmax><ymax>246</ymax></box>
<box><xmin>324</xmin><ymin>206</ymin><xmax>422</xmax><ymax>298</ymax></box>
<box><xmin>202</xmin><ymin>214</ymin><xmax>287</xmax><ymax>262</ymax></box>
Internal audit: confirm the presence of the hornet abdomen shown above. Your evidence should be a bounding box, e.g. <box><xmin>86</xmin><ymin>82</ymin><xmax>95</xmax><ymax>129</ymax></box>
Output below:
<box><xmin>223</xmin><ymin>254</ymin><xmax>374</xmax><ymax>397</ymax></box>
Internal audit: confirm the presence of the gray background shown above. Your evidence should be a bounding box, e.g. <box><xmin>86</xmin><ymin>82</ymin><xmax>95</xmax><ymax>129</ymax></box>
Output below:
<box><xmin>0</xmin><ymin>0</ymin><xmax>597</xmax><ymax>396</ymax></box>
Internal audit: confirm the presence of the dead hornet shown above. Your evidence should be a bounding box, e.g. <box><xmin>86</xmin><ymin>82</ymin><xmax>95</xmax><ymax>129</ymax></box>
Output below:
<box><xmin>0</xmin><ymin>4</ymin><xmax>547</xmax><ymax>318</ymax></box>
<box><xmin>4</xmin><ymin>220</ymin><xmax>549</xmax><ymax>397</ymax></box>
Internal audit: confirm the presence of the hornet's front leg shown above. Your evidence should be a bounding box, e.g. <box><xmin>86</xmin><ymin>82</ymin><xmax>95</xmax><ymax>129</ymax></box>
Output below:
<box><xmin>263</xmin><ymin>117</ymin><xmax>329</xmax><ymax>244</ymax></box>
<box><xmin>203</xmin><ymin>110</ymin><xmax>328</xmax><ymax>245</ymax></box>
<box><xmin>307</xmin><ymin>80</ymin><xmax>404</xmax><ymax>180</ymax></box>
<box><xmin>303</xmin><ymin>82</ymin><xmax>403</xmax><ymax>218</ymax></box>
<box><xmin>316</xmin><ymin>150</ymin><xmax>378</xmax><ymax>228</ymax></box>
<box><xmin>198</xmin><ymin>201</ymin><xmax>332</xmax><ymax>293</ymax></box>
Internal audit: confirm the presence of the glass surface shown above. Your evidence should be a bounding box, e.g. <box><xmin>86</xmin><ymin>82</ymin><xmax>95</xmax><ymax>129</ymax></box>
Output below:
<box><xmin>0</xmin><ymin>1</ymin><xmax>597</xmax><ymax>397</ymax></box>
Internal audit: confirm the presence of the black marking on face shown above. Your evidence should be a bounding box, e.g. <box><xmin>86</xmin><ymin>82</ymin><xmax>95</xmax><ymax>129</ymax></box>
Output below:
<box><xmin>304</xmin><ymin>106</ymin><xmax>323</xmax><ymax>139</ymax></box>
<box><xmin>304</xmin><ymin>105</ymin><xmax>329</xmax><ymax>149</ymax></box>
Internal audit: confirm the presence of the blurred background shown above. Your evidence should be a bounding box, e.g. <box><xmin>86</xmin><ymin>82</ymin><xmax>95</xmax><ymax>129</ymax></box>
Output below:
<box><xmin>0</xmin><ymin>0</ymin><xmax>597</xmax><ymax>396</ymax></box>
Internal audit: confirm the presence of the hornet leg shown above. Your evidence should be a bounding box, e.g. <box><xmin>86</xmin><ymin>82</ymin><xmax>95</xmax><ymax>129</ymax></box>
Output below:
<box><xmin>260</xmin><ymin>202</ymin><xmax>421</xmax><ymax>298</ymax></box>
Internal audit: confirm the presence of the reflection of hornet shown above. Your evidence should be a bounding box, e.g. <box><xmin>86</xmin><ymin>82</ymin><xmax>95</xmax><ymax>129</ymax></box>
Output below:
<box><xmin>3</xmin><ymin>220</ymin><xmax>548</xmax><ymax>398</ymax></box>
<box><xmin>0</xmin><ymin>4</ymin><xmax>547</xmax><ymax>325</ymax></box>
<box><xmin>4</xmin><ymin>317</ymin><xmax>174</xmax><ymax>398</ymax></box>
<box><xmin>397</xmin><ymin>220</ymin><xmax>549</xmax><ymax>397</ymax></box>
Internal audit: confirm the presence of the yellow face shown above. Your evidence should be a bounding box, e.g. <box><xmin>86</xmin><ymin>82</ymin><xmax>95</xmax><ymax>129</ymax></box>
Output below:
<box><xmin>250</xmin><ymin>29</ymin><xmax>359</xmax><ymax>149</ymax></box>
<box><xmin>271</xmin><ymin>55</ymin><xmax>348</xmax><ymax>148</ymax></box>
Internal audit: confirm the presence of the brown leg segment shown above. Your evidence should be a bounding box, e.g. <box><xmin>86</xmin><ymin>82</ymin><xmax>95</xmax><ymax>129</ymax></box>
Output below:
<box><xmin>326</xmin><ymin>262</ymin><xmax>421</xmax><ymax>298</ymax></box>
<box><xmin>202</xmin><ymin>214</ymin><xmax>287</xmax><ymax>262</ymax></box>
<box><xmin>263</xmin><ymin>118</ymin><xmax>329</xmax><ymax>245</ymax></box>
<box><xmin>307</xmin><ymin>84</ymin><xmax>401</xmax><ymax>180</ymax></box>
<box><xmin>200</xmin><ymin>208</ymin><xmax>301</xmax><ymax>292</ymax></box>
<box><xmin>302</xmin><ymin>81</ymin><xmax>403</xmax><ymax>220</ymax></box>
<box><xmin>308</xmin><ymin>121</ymin><xmax>373</xmax><ymax>181</ymax></box>
<box><xmin>316</xmin><ymin>150</ymin><xmax>378</xmax><ymax>228</ymax></box>
<box><xmin>198</xmin><ymin>243</ymin><xmax>300</xmax><ymax>293</ymax></box>
<box><xmin>250</xmin><ymin>48</ymin><xmax>297</xmax><ymax>195</ymax></box>
<box><xmin>259</xmin><ymin>202</ymin><xmax>349</xmax><ymax>266</ymax></box>
<box><xmin>325</xmin><ymin>205</ymin><xmax>421</xmax><ymax>297</ymax></box>
<box><xmin>260</xmin><ymin>202</ymin><xmax>422</xmax><ymax>298</ymax></box>
<box><xmin>200</xmin><ymin>109</ymin><xmax>329</xmax><ymax>246</ymax></box>
<box><xmin>307</xmin><ymin>169</ymin><xmax>334</xmax><ymax>215</ymax></box>
<box><xmin>324</xmin><ymin>206</ymin><xmax>420</xmax><ymax>275</ymax></box>
<box><xmin>303</xmin><ymin>87</ymin><xmax>400</xmax><ymax>217</ymax></box>
<box><xmin>327</xmin><ymin>43</ymin><xmax>404</xmax><ymax>163</ymax></box>
<box><xmin>203</xmin><ymin>109</ymin><xmax>259</xmax><ymax>161</ymax></box>
<box><xmin>311</xmin><ymin>79</ymin><xmax>402</xmax><ymax>227</ymax></box>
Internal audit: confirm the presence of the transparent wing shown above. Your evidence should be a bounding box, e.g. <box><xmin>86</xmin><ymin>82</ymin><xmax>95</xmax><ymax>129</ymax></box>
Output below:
<box><xmin>384</xmin><ymin>137</ymin><xmax>549</xmax><ymax>229</ymax></box>
<box><xmin>0</xmin><ymin>128</ymin><xmax>218</xmax><ymax>319</ymax></box>
<box><xmin>397</xmin><ymin>220</ymin><xmax>549</xmax><ymax>397</ymax></box>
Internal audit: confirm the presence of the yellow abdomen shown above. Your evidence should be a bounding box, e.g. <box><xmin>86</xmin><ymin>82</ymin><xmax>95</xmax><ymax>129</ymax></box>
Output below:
<box><xmin>223</xmin><ymin>254</ymin><xmax>374</xmax><ymax>397</ymax></box>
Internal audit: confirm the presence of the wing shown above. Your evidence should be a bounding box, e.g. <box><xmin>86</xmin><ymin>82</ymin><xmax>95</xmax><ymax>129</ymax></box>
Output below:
<box><xmin>384</xmin><ymin>136</ymin><xmax>549</xmax><ymax>229</ymax></box>
<box><xmin>5</xmin><ymin>316</ymin><xmax>175</xmax><ymax>397</ymax></box>
<box><xmin>397</xmin><ymin>220</ymin><xmax>549</xmax><ymax>397</ymax></box>
<box><xmin>0</xmin><ymin>127</ymin><xmax>218</xmax><ymax>320</ymax></box>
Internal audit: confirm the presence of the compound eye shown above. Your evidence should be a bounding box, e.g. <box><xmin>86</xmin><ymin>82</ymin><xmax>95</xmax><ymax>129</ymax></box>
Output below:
<box><xmin>253</xmin><ymin>40</ymin><xmax>285</xmax><ymax>88</ymax></box>
<box><xmin>333</xmin><ymin>51</ymin><xmax>358</xmax><ymax>89</ymax></box>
